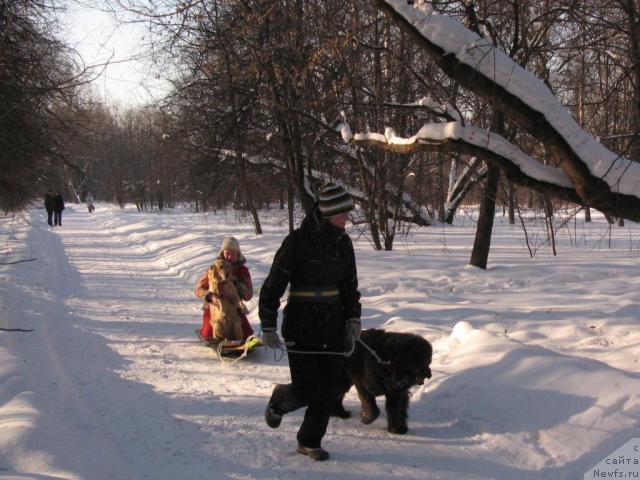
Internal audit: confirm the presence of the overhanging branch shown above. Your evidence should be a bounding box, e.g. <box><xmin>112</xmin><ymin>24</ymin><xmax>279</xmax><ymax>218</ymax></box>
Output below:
<box><xmin>349</xmin><ymin>122</ymin><xmax>583</xmax><ymax>205</ymax></box>
<box><xmin>373</xmin><ymin>0</ymin><xmax>640</xmax><ymax>221</ymax></box>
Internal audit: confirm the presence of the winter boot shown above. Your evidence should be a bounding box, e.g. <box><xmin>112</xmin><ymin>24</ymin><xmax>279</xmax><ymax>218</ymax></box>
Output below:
<box><xmin>265</xmin><ymin>403</ymin><xmax>283</xmax><ymax>429</ymax></box>
<box><xmin>265</xmin><ymin>384</ymin><xmax>303</xmax><ymax>428</ymax></box>
<box><xmin>296</xmin><ymin>444</ymin><xmax>330</xmax><ymax>461</ymax></box>
<box><xmin>265</xmin><ymin>384</ymin><xmax>286</xmax><ymax>428</ymax></box>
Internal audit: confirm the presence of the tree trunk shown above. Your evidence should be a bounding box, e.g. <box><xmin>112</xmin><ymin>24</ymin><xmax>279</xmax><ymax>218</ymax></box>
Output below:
<box><xmin>357</xmin><ymin>150</ymin><xmax>383</xmax><ymax>250</ymax></box>
<box><xmin>469</xmin><ymin>164</ymin><xmax>500</xmax><ymax>269</ymax></box>
<box><xmin>437</xmin><ymin>156</ymin><xmax>445</xmax><ymax>222</ymax></box>
<box><xmin>625</xmin><ymin>0</ymin><xmax>640</xmax><ymax>162</ymax></box>
<box><xmin>281</xmin><ymin>117</ymin><xmax>314</xmax><ymax>213</ymax></box>
<box><xmin>238</xmin><ymin>145</ymin><xmax>262</xmax><ymax>235</ymax></box>
<box><xmin>370</xmin><ymin>219</ymin><xmax>383</xmax><ymax>250</ymax></box>
<box><xmin>508</xmin><ymin>182</ymin><xmax>515</xmax><ymax>224</ymax></box>
<box><xmin>287</xmin><ymin>169</ymin><xmax>295</xmax><ymax>233</ymax></box>
<box><xmin>384</xmin><ymin>230</ymin><xmax>395</xmax><ymax>251</ymax></box>
<box><xmin>543</xmin><ymin>194</ymin><xmax>557</xmax><ymax>256</ymax></box>
<box><xmin>469</xmin><ymin>96</ymin><xmax>505</xmax><ymax>269</ymax></box>
<box><xmin>444</xmin><ymin>157</ymin><xmax>485</xmax><ymax>224</ymax></box>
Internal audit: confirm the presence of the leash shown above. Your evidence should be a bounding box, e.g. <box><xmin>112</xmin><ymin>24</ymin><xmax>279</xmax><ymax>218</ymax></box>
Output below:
<box><xmin>259</xmin><ymin>323</ymin><xmax>355</xmax><ymax>359</ymax></box>
<box><xmin>266</xmin><ymin>337</ymin><xmax>389</xmax><ymax>366</ymax></box>
<box><xmin>268</xmin><ymin>337</ymin><xmax>356</xmax><ymax>358</ymax></box>
<box><xmin>270</xmin><ymin>342</ymin><xmax>354</xmax><ymax>358</ymax></box>
<box><xmin>356</xmin><ymin>337</ymin><xmax>391</xmax><ymax>366</ymax></box>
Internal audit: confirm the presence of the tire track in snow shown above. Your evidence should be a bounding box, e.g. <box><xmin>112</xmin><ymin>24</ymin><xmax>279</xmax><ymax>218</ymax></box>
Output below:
<box><xmin>1</xmin><ymin>208</ymin><xmax>136</xmax><ymax>479</ymax></box>
<box><xmin>42</xmin><ymin>207</ymin><xmax>299</xmax><ymax>479</ymax></box>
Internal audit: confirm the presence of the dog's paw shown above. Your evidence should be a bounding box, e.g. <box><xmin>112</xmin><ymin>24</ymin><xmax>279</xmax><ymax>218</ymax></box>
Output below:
<box><xmin>387</xmin><ymin>424</ymin><xmax>408</xmax><ymax>435</ymax></box>
<box><xmin>360</xmin><ymin>409</ymin><xmax>380</xmax><ymax>425</ymax></box>
<box><xmin>332</xmin><ymin>408</ymin><xmax>351</xmax><ymax>419</ymax></box>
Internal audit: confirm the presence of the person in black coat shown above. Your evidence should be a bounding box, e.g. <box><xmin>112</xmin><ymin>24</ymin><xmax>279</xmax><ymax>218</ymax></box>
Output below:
<box><xmin>44</xmin><ymin>191</ymin><xmax>54</xmax><ymax>226</ymax></box>
<box><xmin>53</xmin><ymin>193</ymin><xmax>65</xmax><ymax>226</ymax></box>
<box><xmin>259</xmin><ymin>183</ymin><xmax>362</xmax><ymax>461</ymax></box>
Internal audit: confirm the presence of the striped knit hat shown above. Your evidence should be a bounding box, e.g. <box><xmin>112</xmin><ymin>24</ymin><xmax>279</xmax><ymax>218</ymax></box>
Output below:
<box><xmin>318</xmin><ymin>183</ymin><xmax>354</xmax><ymax>218</ymax></box>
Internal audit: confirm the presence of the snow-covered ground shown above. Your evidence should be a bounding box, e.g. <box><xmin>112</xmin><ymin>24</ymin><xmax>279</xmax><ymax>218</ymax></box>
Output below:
<box><xmin>1</xmin><ymin>203</ymin><xmax>639</xmax><ymax>480</ymax></box>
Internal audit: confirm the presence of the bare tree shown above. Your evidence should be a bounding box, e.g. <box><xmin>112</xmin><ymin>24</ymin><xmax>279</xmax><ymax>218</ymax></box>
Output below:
<box><xmin>349</xmin><ymin>1</ymin><xmax>640</xmax><ymax>247</ymax></box>
<box><xmin>0</xmin><ymin>0</ymin><xmax>88</xmax><ymax>211</ymax></box>
<box><xmin>97</xmin><ymin>0</ymin><xmax>640</xmax><ymax>264</ymax></box>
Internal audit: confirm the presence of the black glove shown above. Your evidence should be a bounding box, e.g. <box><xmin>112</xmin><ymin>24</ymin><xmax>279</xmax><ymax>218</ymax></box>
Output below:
<box><xmin>205</xmin><ymin>292</ymin><xmax>215</xmax><ymax>303</ymax></box>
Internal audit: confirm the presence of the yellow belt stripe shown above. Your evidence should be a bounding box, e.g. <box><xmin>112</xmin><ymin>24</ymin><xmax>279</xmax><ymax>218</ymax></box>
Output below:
<box><xmin>289</xmin><ymin>290</ymin><xmax>339</xmax><ymax>297</ymax></box>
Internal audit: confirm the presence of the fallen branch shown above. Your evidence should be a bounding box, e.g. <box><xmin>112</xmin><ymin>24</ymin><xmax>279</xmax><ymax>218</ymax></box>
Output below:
<box><xmin>0</xmin><ymin>258</ymin><xmax>36</xmax><ymax>265</ymax></box>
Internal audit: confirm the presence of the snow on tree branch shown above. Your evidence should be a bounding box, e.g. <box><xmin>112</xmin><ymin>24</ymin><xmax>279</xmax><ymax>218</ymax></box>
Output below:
<box><xmin>347</xmin><ymin>120</ymin><xmax>583</xmax><ymax>205</ymax></box>
<box><xmin>372</xmin><ymin>0</ymin><xmax>640</xmax><ymax>221</ymax></box>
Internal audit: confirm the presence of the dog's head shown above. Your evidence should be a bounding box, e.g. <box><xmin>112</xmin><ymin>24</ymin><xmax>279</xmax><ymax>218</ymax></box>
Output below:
<box><xmin>210</xmin><ymin>258</ymin><xmax>233</xmax><ymax>282</ymax></box>
<box><xmin>388</xmin><ymin>335</ymin><xmax>433</xmax><ymax>390</ymax></box>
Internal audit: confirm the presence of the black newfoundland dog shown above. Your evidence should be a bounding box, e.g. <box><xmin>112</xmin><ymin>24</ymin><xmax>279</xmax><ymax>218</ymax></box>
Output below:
<box><xmin>334</xmin><ymin>328</ymin><xmax>433</xmax><ymax>434</ymax></box>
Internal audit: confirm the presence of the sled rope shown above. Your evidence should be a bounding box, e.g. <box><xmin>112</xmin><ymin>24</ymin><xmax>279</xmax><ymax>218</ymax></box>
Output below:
<box><xmin>214</xmin><ymin>341</ymin><xmax>225</xmax><ymax>361</ymax></box>
<box><xmin>228</xmin><ymin>335</ymin><xmax>259</xmax><ymax>365</ymax></box>
<box><xmin>213</xmin><ymin>335</ymin><xmax>260</xmax><ymax>364</ymax></box>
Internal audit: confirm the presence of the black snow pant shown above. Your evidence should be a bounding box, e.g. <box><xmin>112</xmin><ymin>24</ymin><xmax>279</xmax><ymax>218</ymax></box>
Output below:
<box><xmin>46</xmin><ymin>209</ymin><xmax>53</xmax><ymax>226</ymax></box>
<box><xmin>54</xmin><ymin>210</ymin><xmax>62</xmax><ymax>226</ymax></box>
<box><xmin>277</xmin><ymin>349</ymin><xmax>345</xmax><ymax>448</ymax></box>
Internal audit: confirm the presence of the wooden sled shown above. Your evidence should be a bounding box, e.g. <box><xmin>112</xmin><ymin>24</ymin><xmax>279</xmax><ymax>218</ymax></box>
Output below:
<box><xmin>195</xmin><ymin>329</ymin><xmax>262</xmax><ymax>362</ymax></box>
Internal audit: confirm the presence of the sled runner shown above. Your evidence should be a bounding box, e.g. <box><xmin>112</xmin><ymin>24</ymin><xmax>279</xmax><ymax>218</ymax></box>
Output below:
<box><xmin>195</xmin><ymin>329</ymin><xmax>261</xmax><ymax>361</ymax></box>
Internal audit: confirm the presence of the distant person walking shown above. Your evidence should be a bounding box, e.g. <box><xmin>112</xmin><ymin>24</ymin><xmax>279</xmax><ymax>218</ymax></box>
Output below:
<box><xmin>86</xmin><ymin>193</ymin><xmax>95</xmax><ymax>213</ymax></box>
<box><xmin>53</xmin><ymin>193</ymin><xmax>65</xmax><ymax>226</ymax></box>
<box><xmin>44</xmin><ymin>191</ymin><xmax>54</xmax><ymax>226</ymax></box>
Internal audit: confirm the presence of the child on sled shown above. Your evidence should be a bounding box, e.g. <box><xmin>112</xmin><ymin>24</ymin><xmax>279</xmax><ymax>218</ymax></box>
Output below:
<box><xmin>195</xmin><ymin>236</ymin><xmax>254</xmax><ymax>342</ymax></box>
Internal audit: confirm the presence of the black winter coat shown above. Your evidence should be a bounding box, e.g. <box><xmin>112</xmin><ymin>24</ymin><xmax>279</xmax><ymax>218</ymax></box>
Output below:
<box><xmin>259</xmin><ymin>207</ymin><xmax>361</xmax><ymax>350</ymax></box>
<box><xmin>53</xmin><ymin>194</ymin><xmax>65</xmax><ymax>212</ymax></box>
<box><xmin>44</xmin><ymin>193</ymin><xmax>54</xmax><ymax>211</ymax></box>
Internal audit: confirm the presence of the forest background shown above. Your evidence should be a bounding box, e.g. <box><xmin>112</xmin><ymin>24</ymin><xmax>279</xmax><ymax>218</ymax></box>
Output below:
<box><xmin>2</xmin><ymin>0</ymin><xmax>640</xmax><ymax>267</ymax></box>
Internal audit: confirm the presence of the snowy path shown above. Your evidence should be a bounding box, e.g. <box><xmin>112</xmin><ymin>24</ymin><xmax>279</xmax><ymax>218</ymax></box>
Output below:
<box><xmin>3</xmin><ymin>206</ymin><xmax>455</xmax><ymax>479</ymax></box>
<box><xmin>1</xmin><ymin>207</ymin><xmax>292</xmax><ymax>479</ymax></box>
<box><xmin>1</xmin><ymin>205</ymin><xmax>640</xmax><ymax>480</ymax></box>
